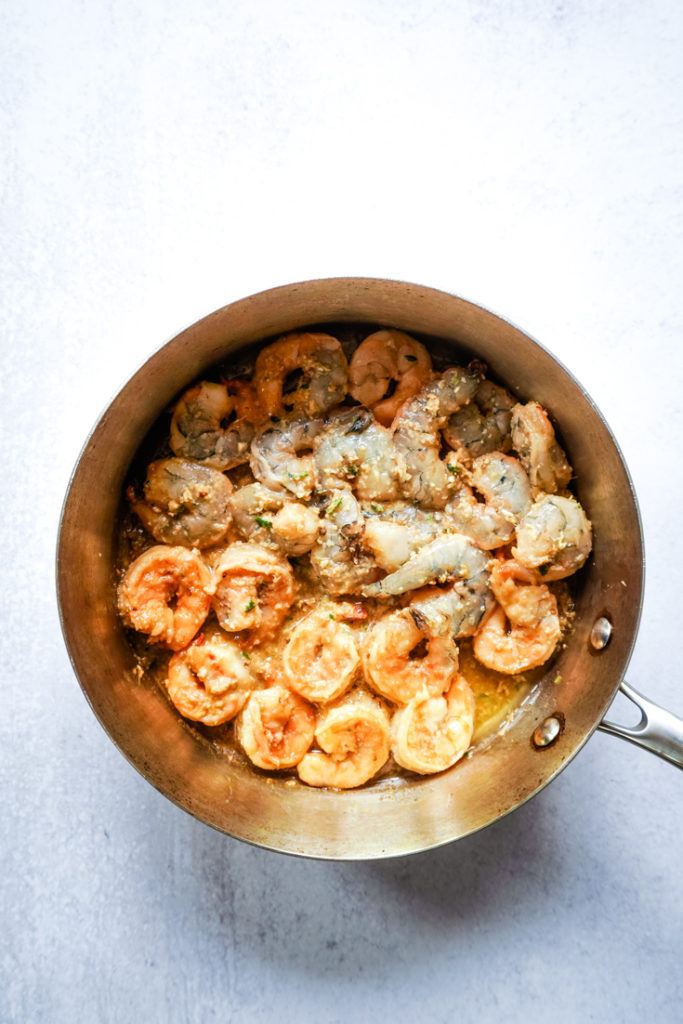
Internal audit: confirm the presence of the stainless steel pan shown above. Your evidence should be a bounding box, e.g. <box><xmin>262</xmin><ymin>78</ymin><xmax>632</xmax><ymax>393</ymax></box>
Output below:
<box><xmin>56</xmin><ymin>278</ymin><xmax>683</xmax><ymax>859</ymax></box>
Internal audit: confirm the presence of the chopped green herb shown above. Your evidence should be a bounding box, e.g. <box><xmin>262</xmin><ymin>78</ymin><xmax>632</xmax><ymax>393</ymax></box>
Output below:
<box><xmin>244</xmin><ymin>600</ymin><xmax>255</xmax><ymax>613</ymax></box>
<box><xmin>370</xmin><ymin>503</ymin><xmax>384</xmax><ymax>514</ymax></box>
<box><xmin>554</xmin><ymin>673</ymin><xmax>562</xmax><ymax>685</ymax></box>
<box><xmin>241</xmin><ymin>651</ymin><xmax>251</xmax><ymax>661</ymax></box>
<box><xmin>255</xmin><ymin>516</ymin><xmax>273</xmax><ymax>529</ymax></box>
<box><xmin>347</xmin><ymin>464</ymin><xmax>360</xmax><ymax>477</ymax></box>
<box><xmin>327</xmin><ymin>497</ymin><xmax>343</xmax><ymax>515</ymax></box>
<box><xmin>329</xmin><ymin>613</ymin><xmax>336</xmax><ymax>620</ymax></box>
<box><xmin>446</xmin><ymin>462</ymin><xmax>462</xmax><ymax>476</ymax></box>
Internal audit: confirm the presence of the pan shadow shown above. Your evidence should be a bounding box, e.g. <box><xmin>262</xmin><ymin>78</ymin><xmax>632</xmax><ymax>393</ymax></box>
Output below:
<box><xmin>140</xmin><ymin>780</ymin><xmax>576</xmax><ymax>988</ymax></box>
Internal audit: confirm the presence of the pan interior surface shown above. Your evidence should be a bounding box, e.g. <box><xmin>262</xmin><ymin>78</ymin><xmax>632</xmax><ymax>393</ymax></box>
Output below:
<box><xmin>57</xmin><ymin>278</ymin><xmax>644</xmax><ymax>859</ymax></box>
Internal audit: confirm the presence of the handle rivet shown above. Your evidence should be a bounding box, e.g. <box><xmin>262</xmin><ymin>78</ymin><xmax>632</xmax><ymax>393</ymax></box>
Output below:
<box><xmin>591</xmin><ymin>616</ymin><xmax>612</xmax><ymax>650</ymax></box>
<box><xmin>533</xmin><ymin>716</ymin><xmax>562</xmax><ymax>748</ymax></box>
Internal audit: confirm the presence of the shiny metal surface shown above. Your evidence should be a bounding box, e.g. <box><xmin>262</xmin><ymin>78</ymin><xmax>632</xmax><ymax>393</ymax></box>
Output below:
<box><xmin>590</xmin><ymin>616</ymin><xmax>613</xmax><ymax>650</ymax></box>
<box><xmin>599</xmin><ymin>682</ymin><xmax>683</xmax><ymax>769</ymax></box>
<box><xmin>533</xmin><ymin>717</ymin><xmax>562</xmax><ymax>749</ymax></box>
<box><xmin>56</xmin><ymin>277</ymin><xmax>670</xmax><ymax>859</ymax></box>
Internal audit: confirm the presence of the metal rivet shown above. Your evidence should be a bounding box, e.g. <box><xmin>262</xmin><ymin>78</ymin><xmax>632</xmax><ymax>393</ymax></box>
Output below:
<box><xmin>533</xmin><ymin>716</ymin><xmax>562</xmax><ymax>748</ymax></box>
<box><xmin>591</xmin><ymin>616</ymin><xmax>612</xmax><ymax>650</ymax></box>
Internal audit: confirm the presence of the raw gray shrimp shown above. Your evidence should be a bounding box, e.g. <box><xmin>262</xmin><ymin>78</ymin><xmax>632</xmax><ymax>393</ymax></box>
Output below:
<box><xmin>230</xmin><ymin>482</ymin><xmax>320</xmax><ymax>556</ymax></box>
<box><xmin>362</xmin><ymin>533</ymin><xmax>490</xmax><ymax>598</ymax></box>
<box><xmin>127</xmin><ymin>457</ymin><xmax>233</xmax><ymax>549</ymax></box>
<box><xmin>408</xmin><ymin>570</ymin><xmax>493</xmax><ymax>639</ymax></box>
<box><xmin>252</xmin><ymin>332</ymin><xmax>349</xmax><ymax>418</ymax></box>
<box><xmin>170</xmin><ymin>380</ymin><xmax>259</xmax><ymax>470</ymax></box>
<box><xmin>392</xmin><ymin>363</ymin><xmax>485</xmax><ymax>508</ymax></box>
<box><xmin>510</xmin><ymin>401</ymin><xmax>572</xmax><ymax>494</ymax></box>
<box><xmin>361</xmin><ymin>502</ymin><xmax>444</xmax><ymax>572</ymax></box>
<box><xmin>445</xmin><ymin>452</ymin><xmax>532</xmax><ymax>550</ymax></box>
<box><xmin>309</xmin><ymin>489</ymin><xmax>379</xmax><ymax>595</ymax></box>
<box><xmin>249</xmin><ymin>414</ymin><xmax>324</xmax><ymax>499</ymax></box>
<box><xmin>513</xmin><ymin>494</ymin><xmax>592</xmax><ymax>580</ymax></box>
<box><xmin>444</xmin><ymin>380</ymin><xmax>515</xmax><ymax>461</ymax></box>
<box><xmin>313</xmin><ymin>406</ymin><xmax>402</xmax><ymax>502</ymax></box>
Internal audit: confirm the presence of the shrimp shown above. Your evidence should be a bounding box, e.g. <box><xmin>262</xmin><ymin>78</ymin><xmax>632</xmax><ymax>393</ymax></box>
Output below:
<box><xmin>296</xmin><ymin>688</ymin><xmax>391</xmax><ymax>789</ymax></box>
<box><xmin>170</xmin><ymin>380</ymin><xmax>257</xmax><ymax>470</ymax></box>
<box><xmin>117</xmin><ymin>545</ymin><xmax>212</xmax><ymax>650</ymax></box>
<box><xmin>313</xmin><ymin>406</ymin><xmax>402</xmax><ymax>502</ymax></box>
<box><xmin>236</xmin><ymin>685</ymin><xmax>316</xmax><ymax>770</ymax></box>
<box><xmin>127</xmin><ymin>457</ymin><xmax>233</xmax><ymax>549</ymax></box>
<box><xmin>348</xmin><ymin>330</ymin><xmax>433</xmax><ymax>426</ymax></box>
<box><xmin>362</xmin><ymin>609</ymin><xmax>458</xmax><ymax>705</ymax></box>
<box><xmin>444</xmin><ymin>486</ymin><xmax>514</xmax><ymax>551</ymax></box>
<box><xmin>409</xmin><ymin>569</ymin><xmax>493</xmax><ymax>639</ymax></box>
<box><xmin>472</xmin><ymin>560</ymin><xmax>561</xmax><ymax>673</ymax></box>
<box><xmin>513</xmin><ymin>494</ymin><xmax>592</xmax><ymax>580</ymax></box>
<box><xmin>445</xmin><ymin>452</ymin><xmax>532</xmax><ymax>550</ymax></box>
<box><xmin>362</xmin><ymin>533</ymin><xmax>489</xmax><ymax>598</ymax></box>
<box><xmin>362</xmin><ymin>518</ymin><xmax>425</xmax><ymax>572</ymax></box>
<box><xmin>252</xmin><ymin>332</ymin><xmax>349</xmax><ymax>418</ymax></box>
<box><xmin>361</xmin><ymin>502</ymin><xmax>452</xmax><ymax>572</ymax></box>
<box><xmin>230</xmin><ymin>482</ymin><xmax>320</xmax><ymax>556</ymax></box>
<box><xmin>391</xmin><ymin>672</ymin><xmax>475</xmax><ymax>775</ymax></box>
<box><xmin>444</xmin><ymin>380</ymin><xmax>515</xmax><ymax>461</ymax></box>
<box><xmin>165</xmin><ymin>628</ymin><xmax>255</xmax><ymax>726</ymax></box>
<box><xmin>283</xmin><ymin>602</ymin><xmax>365</xmax><ymax>703</ymax></box>
<box><xmin>310</xmin><ymin>489</ymin><xmax>379</xmax><ymax>595</ymax></box>
<box><xmin>510</xmin><ymin>401</ymin><xmax>572</xmax><ymax>494</ymax></box>
<box><xmin>212</xmin><ymin>543</ymin><xmax>295</xmax><ymax>642</ymax></box>
<box><xmin>393</xmin><ymin>363</ymin><xmax>485</xmax><ymax>507</ymax></box>
<box><xmin>250</xmin><ymin>415</ymin><xmax>324</xmax><ymax>499</ymax></box>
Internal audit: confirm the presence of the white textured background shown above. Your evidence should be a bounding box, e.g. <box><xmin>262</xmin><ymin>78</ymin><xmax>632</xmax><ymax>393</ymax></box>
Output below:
<box><xmin>3</xmin><ymin>2</ymin><xmax>683</xmax><ymax>1022</ymax></box>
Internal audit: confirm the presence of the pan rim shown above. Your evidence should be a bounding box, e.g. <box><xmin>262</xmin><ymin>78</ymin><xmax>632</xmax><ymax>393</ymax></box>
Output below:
<box><xmin>55</xmin><ymin>276</ymin><xmax>646</xmax><ymax>859</ymax></box>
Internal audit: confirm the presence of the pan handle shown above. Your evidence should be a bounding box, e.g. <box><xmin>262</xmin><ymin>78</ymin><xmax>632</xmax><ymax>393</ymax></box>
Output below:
<box><xmin>599</xmin><ymin>682</ymin><xmax>683</xmax><ymax>768</ymax></box>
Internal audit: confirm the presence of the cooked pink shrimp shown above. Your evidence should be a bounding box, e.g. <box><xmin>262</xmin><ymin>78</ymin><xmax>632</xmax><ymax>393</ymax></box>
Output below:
<box><xmin>166</xmin><ymin>629</ymin><xmax>255</xmax><ymax>726</ymax></box>
<box><xmin>472</xmin><ymin>559</ymin><xmax>560</xmax><ymax>674</ymax></box>
<box><xmin>252</xmin><ymin>332</ymin><xmax>349</xmax><ymax>417</ymax></box>
<box><xmin>283</xmin><ymin>602</ymin><xmax>366</xmax><ymax>703</ymax></box>
<box><xmin>236</xmin><ymin>685</ymin><xmax>316</xmax><ymax>770</ymax></box>
<box><xmin>170</xmin><ymin>380</ymin><xmax>258</xmax><ymax>470</ymax></box>
<box><xmin>348</xmin><ymin>330</ymin><xmax>433</xmax><ymax>426</ymax></box>
<box><xmin>362</xmin><ymin>609</ymin><xmax>458</xmax><ymax>705</ymax></box>
<box><xmin>211</xmin><ymin>543</ymin><xmax>295</xmax><ymax>643</ymax></box>
<box><xmin>117</xmin><ymin>545</ymin><xmax>212</xmax><ymax>651</ymax></box>
<box><xmin>297</xmin><ymin>688</ymin><xmax>391</xmax><ymax>789</ymax></box>
<box><xmin>391</xmin><ymin>672</ymin><xmax>475</xmax><ymax>774</ymax></box>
